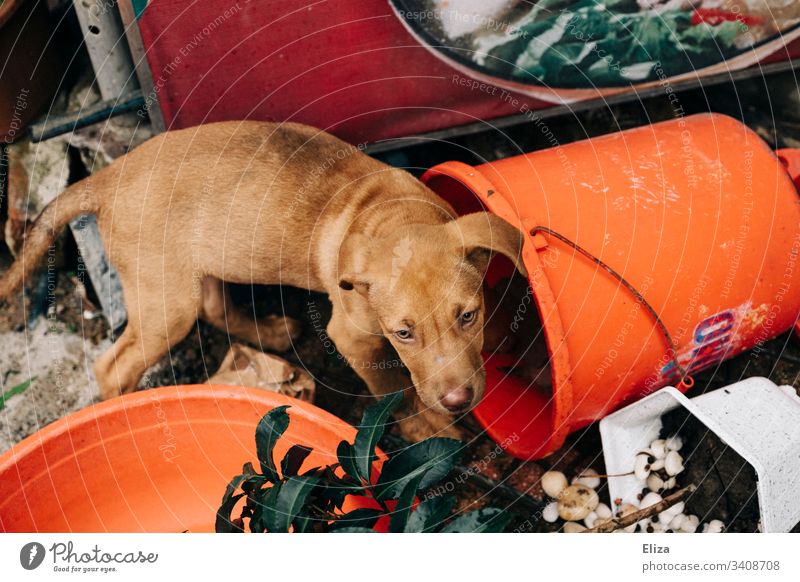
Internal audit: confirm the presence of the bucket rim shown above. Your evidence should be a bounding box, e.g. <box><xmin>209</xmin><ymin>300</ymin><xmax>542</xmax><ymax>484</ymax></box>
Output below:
<box><xmin>0</xmin><ymin>384</ymin><xmax>356</xmax><ymax>475</ymax></box>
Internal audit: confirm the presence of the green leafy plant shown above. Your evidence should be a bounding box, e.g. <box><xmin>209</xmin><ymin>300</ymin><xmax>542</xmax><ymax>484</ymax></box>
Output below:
<box><xmin>216</xmin><ymin>392</ymin><xmax>511</xmax><ymax>533</ymax></box>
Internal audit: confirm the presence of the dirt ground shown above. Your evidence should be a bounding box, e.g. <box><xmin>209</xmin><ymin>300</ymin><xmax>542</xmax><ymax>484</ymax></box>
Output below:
<box><xmin>1</xmin><ymin>70</ymin><xmax>800</xmax><ymax>531</ymax></box>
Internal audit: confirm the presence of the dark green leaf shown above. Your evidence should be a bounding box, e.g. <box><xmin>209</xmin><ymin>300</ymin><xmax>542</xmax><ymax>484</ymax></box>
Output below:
<box><xmin>333</xmin><ymin>508</ymin><xmax>383</xmax><ymax>531</ymax></box>
<box><xmin>440</xmin><ymin>508</ymin><xmax>512</xmax><ymax>533</ymax></box>
<box><xmin>220</xmin><ymin>473</ymin><xmax>248</xmax><ymax>506</ymax></box>
<box><xmin>255</xmin><ymin>405</ymin><xmax>291</xmax><ymax>482</ymax></box>
<box><xmin>405</xmin><ymin>495</ymin><xmax>457</xmax><ymax>533</ymax></box>
<box><xmin>215</xmin><ymin>493</ymin><xmax>245</xmax><ymax>533</ymax></box>
<box><xmin>281</xmin><ymin>444</ymin><xmax>313</xmax><ymax>477</ymax></box>
<box><xmin>307</xmin><ymin>465</ymin><xmax>364</xmax><ymax>513</ymax></box>
<box><xmin>292</xmin><ymin>512</ymin><xmax>318</xmax><ymax>533</ymax></box>
<box><xmin>331</xmin><ymin>527</ymin><xmax>376</xmax><ymax>533</ymax></box>
<box><xmin>257</xmin><ymin>482</ymin><xmax>281</xmax><ymax>532</ymax></box>
<box><xmin>375</xmin><ymin>438</ymin><xmax>462</xmax><ymax>500</ymax></box>
<box><xmin>336</xmin><ymin>440</ymin><xmax>362</xmax><ymax>483</ymax></box>
<box><xmin>388</xmin><ymin>474</ymin><xmax>422</xmax><ymax>533</ymax></box>
<box><xmin>0</xmin><ymin>377</ymin><xmax>35</xmax><ymax>412</ymax></box>
<box><xmin>264</xmin><ymin>476</ymin><xmax>319</xmax><ymax>532</ymax></box>
<box><xmin>353</xmin><ymin>392</ymin><xmax>405</xmax><ymax>482</ymax></box>
<box><xmin>241</xmin><ymin>474</ymin><xmax>267</xmax><ymax>494</ymax></box>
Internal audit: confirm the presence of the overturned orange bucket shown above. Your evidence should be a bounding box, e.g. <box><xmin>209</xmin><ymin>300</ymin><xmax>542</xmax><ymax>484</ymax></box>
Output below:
<box><xmin>422</xmin><ymin>113</ymin><xmax>800</xmax><ymax>460</ymax></box>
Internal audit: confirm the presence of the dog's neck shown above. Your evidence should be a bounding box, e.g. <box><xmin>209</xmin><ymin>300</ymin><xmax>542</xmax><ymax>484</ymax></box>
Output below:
<box><xmin>312</xmin><ymin>167</ymin><xmax>455</xmax><ymax>293</ymax></box>
<box><xmin>351</xmin><ymin>171</ymin><xmax>456</xmax><ymax>239</ymax></box>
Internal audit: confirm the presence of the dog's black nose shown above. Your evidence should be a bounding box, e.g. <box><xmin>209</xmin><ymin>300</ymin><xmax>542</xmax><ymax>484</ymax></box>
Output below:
<box><xmin>440</xmin><ymin>385</ymin><xmax>474</xmax><ymax>412</ymax></box>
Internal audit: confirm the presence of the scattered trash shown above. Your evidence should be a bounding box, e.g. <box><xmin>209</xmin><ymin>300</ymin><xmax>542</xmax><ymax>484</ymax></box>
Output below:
<box><xmin>209</xmin><ymin>343</ymin><xmax>315</xmax><ymax>402</ymax></box>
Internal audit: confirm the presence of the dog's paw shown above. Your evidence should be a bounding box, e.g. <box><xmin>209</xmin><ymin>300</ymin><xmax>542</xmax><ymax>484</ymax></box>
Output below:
<box><xmin>259</xmin><ymin>315</ymin><xmax>302</xmax><ymax>351</ymax></box>
<box><xmin>398</xmin><ymin>409</ymin><xmax>465</xmax><ymax>442</ymax></box>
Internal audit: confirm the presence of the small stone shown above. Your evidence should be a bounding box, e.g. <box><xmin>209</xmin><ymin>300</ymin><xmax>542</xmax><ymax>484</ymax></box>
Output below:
<box><xmin>646</xmin><ymin>473</ymin><xmax>665</xmax><ymax>492</ymax></box>
<box><xmin>664</xmin><ymin>450</ymin><xmax>684</xmax><ymax>476</ymax></box>
<box><xmin>541</xmin><ymin>471</ymin><xmax>569</xmax><ymax>499</ymax></box>
<box><xmin>584</xmin><ymin>511</ymin><xmax>598</xmax><ymax>529</ymax></box>
<box><xmin>573</xmin><ymin>468</ymin><xmax>601</xmax><ymax>489</ymax></box>
<box><xmin>681</xmin><ymin>515</ymin><xmax>700</xmax><ymax>533</ymax></box>
<box><xmin>595</xmin><ymin>503</ymin><xmax>612</xmax><ymax>520</ymax></box>
<box><xmin>659</xmin><ymin>501</ymin><xmax>685</xmax><ymax>524</ymax></box>
<box><xmin>634</xmin><ymin>453</ymin><xmax>652</xmax><ymax>480</ymax></box>
<box><xmin>640</xmin><ymin>491</ymin><xmax>663</xmax><ymax>508</ymax></box>
<box><xmin>665</xmin><ymin>435</ymin><xmax>683</xmax><ymax>451</ymax></box>
<box><xmin>542</xmin><ymin>501</ymin><xmax>559</xmax><ymax>523</ymax></box>
<box><xmin>557</xmin><ymin>484</ymin><xmax>600</xmax><ymax>521</ymax></box>
<box><xmin>669</xmin><ymin>513</ymin><xmax>686</xmax><ymax>531</ymax></box>
<box><xmin>650</xmin><ymin>439</ymin><xmax>667</xmax><ymax>459</ymax></box>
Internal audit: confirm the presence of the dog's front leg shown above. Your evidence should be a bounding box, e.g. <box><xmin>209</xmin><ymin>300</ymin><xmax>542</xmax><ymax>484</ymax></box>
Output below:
<box><xmin>326</xmin><ymin>303</ymin><xmax>463</xmax><ymax>442</ymax></box>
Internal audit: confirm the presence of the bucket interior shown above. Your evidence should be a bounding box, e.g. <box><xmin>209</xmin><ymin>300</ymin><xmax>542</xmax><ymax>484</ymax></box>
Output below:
<box><xmin>427</xmin><ymin>172</ymin><xmax>560</xmax><ymax>458</ymax></box>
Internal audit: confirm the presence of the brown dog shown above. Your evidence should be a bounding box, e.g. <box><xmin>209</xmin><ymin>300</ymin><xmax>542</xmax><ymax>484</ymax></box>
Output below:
<box><xmin>0</xmin><ymin>121</ymin><xmax>526</xmax><ymax>440</ymax></box>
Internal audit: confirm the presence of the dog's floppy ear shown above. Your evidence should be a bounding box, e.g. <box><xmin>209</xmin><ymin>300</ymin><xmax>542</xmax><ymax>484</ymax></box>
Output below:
<box><xmin>338</xmin><ymin>233</ymin><xmax>372</xmax><ymax>296</ymax></box>
<box><xmin>449</xmin><ymin>212</ymin><xmax>528</xmax><ymax>277</ymax></box>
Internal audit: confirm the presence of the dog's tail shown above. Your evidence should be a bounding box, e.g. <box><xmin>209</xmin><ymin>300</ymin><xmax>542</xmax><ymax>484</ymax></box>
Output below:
<box><xmin>0</xmin><ymin>175</ymin><xmax>100</xmax><ymax>301</ymax></box>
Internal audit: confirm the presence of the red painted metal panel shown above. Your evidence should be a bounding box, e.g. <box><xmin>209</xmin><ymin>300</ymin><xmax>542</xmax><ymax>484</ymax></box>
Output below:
<box><xmin>136</xmin><ymin>0</ymin><xmax>538</xmax><ymax>142</ymax></box>
<box><xmin>135</xmin><ymin>0</ymin><xmax>800</xmax><ymax>144</ymax></box>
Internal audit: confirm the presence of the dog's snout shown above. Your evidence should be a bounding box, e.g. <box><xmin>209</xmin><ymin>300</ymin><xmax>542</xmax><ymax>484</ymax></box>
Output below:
<box><xmin>440</xmin><ymin>385</ymin><xmax>474</xmax><ymax>412</ymax></box>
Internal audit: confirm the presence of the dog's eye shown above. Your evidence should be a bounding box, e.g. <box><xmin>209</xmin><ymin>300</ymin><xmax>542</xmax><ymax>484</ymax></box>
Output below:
<box><xmin>460</xmin><ymin>309</ymin><xmax>478</xmax><ymax>327</ymax></box>
<box><xmin>394</xmin><ymin>328</ymin><xmax>414</xmax><ymax>342</ymax></box>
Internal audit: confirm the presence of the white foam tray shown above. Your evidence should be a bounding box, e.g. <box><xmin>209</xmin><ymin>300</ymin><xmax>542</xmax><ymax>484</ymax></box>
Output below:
<box><xmin>599</xmin><ymin>377</ymin><xmax>800</xmax><ymax>533</ymax></box>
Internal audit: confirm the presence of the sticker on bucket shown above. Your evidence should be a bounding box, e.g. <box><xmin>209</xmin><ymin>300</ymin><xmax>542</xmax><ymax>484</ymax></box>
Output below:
<box><xmin>659</xmin><ymin>303</ymin><xmax>767</xmax><ymax>383</ymax></box>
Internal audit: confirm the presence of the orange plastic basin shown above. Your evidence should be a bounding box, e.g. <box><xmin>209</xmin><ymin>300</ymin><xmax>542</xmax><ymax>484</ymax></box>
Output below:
<box><xmin>423</xmin><ymin>113</ymin><xmax>800</xmax><ymax>459</ymax></box>
<box><xmin>0</xmin><ymin>385</ymin><xmax>366</xmax><ymax>532</ymax></box>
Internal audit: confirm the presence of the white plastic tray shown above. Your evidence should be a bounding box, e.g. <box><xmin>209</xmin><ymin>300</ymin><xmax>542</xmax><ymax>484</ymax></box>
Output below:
<box><xmin>599</xmin><ymin>377</ymin><xmax>800</xmax><ymax>533</ymax></box>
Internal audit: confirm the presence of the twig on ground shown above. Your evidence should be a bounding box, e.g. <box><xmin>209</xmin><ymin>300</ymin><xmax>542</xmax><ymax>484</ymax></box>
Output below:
<box><xmin>582</xmin><ymin>485</ymin><xmax>696</xmax><ymax>533</ymax></box>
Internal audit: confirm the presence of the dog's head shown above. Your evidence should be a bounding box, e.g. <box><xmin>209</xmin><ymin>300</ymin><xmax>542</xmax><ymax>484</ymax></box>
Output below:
<box><xmin>338</xmin><ymin>212</ymin><xmax>527</xmax><ymax>415</ymax></box>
